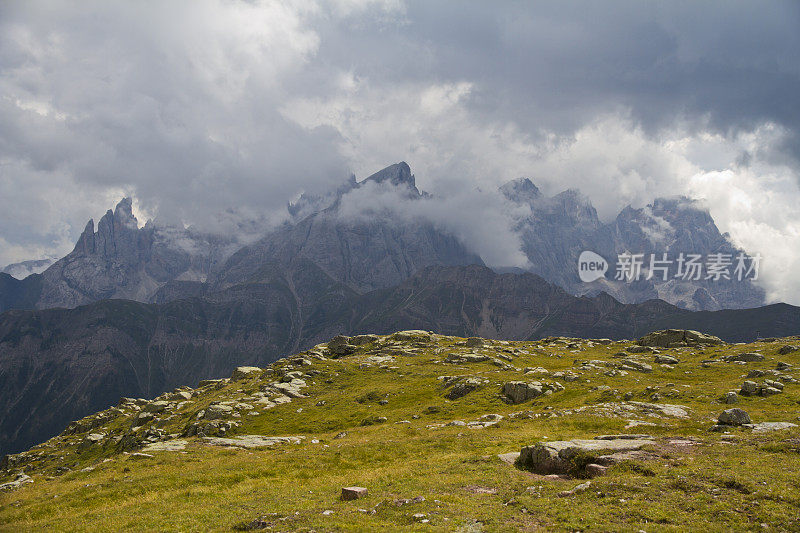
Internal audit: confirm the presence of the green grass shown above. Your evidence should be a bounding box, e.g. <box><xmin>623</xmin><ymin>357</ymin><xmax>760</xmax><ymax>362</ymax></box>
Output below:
<box><xmin>2</xmin><ymin>334</ymin><xmax>800</xmax><ymax>531</ymax></box>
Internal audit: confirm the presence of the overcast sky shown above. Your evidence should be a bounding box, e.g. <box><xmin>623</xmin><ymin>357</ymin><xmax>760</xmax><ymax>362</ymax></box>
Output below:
<box><xmin>1</xmin><ymin>1</ymin><xmax>799</xmax><ymax>303</ymax></box>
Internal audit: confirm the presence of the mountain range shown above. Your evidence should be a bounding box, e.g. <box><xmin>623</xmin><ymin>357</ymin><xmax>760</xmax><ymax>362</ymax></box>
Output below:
<box><xmin>0</xmin><ymin>162</ymin><xmax>789</xmax><ymax>455</ymax></box>
<box><xmin>0</xmin><ymin>163</ymin><xmax>763</xmax><ymax>313</ymax></box>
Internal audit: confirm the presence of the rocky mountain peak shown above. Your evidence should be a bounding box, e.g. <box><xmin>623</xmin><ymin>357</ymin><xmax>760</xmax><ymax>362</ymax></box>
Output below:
<box><xmin>113</xmin><ymin>197</ymin><xmax>138</xmax><ymax>229</ymax></box>
<box><xmin>72</xmin><ymin>219</ymin><xmax>97</xmax><ymax>255</ymax></box>
<box><xmin>360</xmin><ymin>162</ymin><xmax>418</xmax><ymax>192</ymax></box>
<box><xmin>500</xmin><ymin>177</ymin><xmax>542</xmax><ymax>204</ymax></box>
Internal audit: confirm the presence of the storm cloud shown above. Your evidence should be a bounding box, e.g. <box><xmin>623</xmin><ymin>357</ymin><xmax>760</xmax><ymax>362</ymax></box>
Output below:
<box><xmin>1</xmin><ymin>1</ymin><xmax>799</xmax><ymax>302</ymax></box>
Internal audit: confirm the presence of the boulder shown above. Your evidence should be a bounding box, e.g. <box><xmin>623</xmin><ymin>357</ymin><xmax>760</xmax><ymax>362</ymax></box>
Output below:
<box><xmin>740</xmin><ymin>380</ymin><xmax>759</xmax><ymax>396</ymax></box>
<box><xmin>77</xmin><ymin>432</ymin><xmax>106</xmax><ymax>452</ymax></box>
<box><xmin>350</xmin><ymin>334</ymin><xmax>381</xmax><ymax>345</ymax></box>
<box><xmin>0</xmin><ymin>473</ymin><xmax>33</xmax><ymax>492</ymax></box>
<box><xmin>445</xmin><ymin>378</ymin><xmax>483</xmax><ymax>400</ymax></box>
<box><xmin>517</xmin><ymin>437</ymin><xmax>655</xmax><ymax>475</ymax></box>
<box><xmin>328</xmin><ymin>335</ymin><xmax>357</xmax><ymax>357</ymax></box>
<box><xmin>445</xmin><ymin>353</ymin><xmax>489</xmax><ymax>364</ymax></box>
<box><xmin>626</xmin><ymin>345</ymin><xmax>652</xmax><ymax>354</ymax></box>
<box><xmin>723</xmin><ymin>391</ymin><xmax>739</xmax><ymax>404</ymax></box>
<box><xmin>502</xmin><ymin>382</ymin><xmax>543</xmax><ymax>403</ymax></box>
<box><xmin>204</xmin><ymin>404</ymin><xmax>234</xmax><ymax>420</ymax></box>
<box><xmin>718</xmin><ymin>408</ymin><xmax>752</xmax><ymax>426</ymax></box>
<box><xmin>197</xmin><ymin>379</ymin><xmax>226</xmax><ymax>388</ymax></box>
<box><xmin>390</xmin><ymin>330</ymin><xmax>431</xmax><ymax>342</ymax></box>
<box><xmin>341</xmin><ymin>486</ymin><xmax>368</xmax><ymax>500</ymax></box>
<box><xmin>619</xmin><ymin>359</ymin><xmax>653</xmax><ymax>373</ymax></box>
<box><xmin>654</xmin><ymin>355</ymin><xmax>679</xmax><ymax>365</ymax></box>
<box><xmin>231</xmin><ymin>366</ymin><xmax>262</xmax><ymax>381</ymax></box>
<box><xmin>637</xmin><ymin>329</ymin><xmax>723</xmax><ymax>348</ymax></box>
<box><xmin>143</xmin><ymin>401</ymin><xmax>170</xmax><ymax>413</ymax></box>
<box><xmin>723</xmin><ymin>353</ymin><xmax>765</xmax><ymax>363</ymax></box>
<box><xmin>464</xmin><ymin>337</ymin><xmax>485</xmax><ymax>348</ymax></box>
<box><xmin>778</xmin><ymin>345</ymin><xmax>799</xmax><ymax>355</ymax></box>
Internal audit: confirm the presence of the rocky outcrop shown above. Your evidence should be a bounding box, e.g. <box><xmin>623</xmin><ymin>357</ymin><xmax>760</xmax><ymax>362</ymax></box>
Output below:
<box><xmin>637</xmin><ymin>329</ymin><xmax>724</xmax><ymax>348</ymax></box>
<box><xmin>517</xmin><ymin>436</ymin><xmax>655</xmax><ymax>476</ymax></box>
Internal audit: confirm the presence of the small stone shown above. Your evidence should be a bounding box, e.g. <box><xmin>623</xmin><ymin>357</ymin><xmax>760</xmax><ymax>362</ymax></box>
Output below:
<box><xmin>341</xmin><ymin>486</ymin><xmax>368</xmax><ymax>500</ymax></box>
<box><xmin>585</xmin><ymin>464</ymin><xmax>608</xmax><ymax>477</ymax></box>
<box><xmin>558</xmin><ymin>481</ymin><xmax>591</xmax><ymax>497</ymax></box>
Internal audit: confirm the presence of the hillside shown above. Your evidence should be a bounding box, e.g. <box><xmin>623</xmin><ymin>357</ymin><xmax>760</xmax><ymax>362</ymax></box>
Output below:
<box><xmin>2</xmin><ymin>329</ymin><xmax>800</xmax><ymax>531</ymax></box>
<box><xmin>3</xmin><ymin>265</ymin><xmax>800</xmax><ymax>457</ymax></box>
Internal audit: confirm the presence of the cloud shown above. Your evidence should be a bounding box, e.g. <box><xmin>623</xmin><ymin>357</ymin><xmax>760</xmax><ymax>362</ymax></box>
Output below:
<box><xmin>335</xmin><ymin>179</ymin><xmax>531</xmax><ymax>268</ymax></box>
<box><xmin>1</xmin><ymin>1</ymin><xmax>799</xmax><ymax>303</ymax></box>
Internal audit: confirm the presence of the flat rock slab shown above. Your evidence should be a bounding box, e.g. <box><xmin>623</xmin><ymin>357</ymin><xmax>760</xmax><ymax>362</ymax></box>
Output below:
<box><xmin>142</xmin><ymin>439</ymin><xmax>188</xmax><ymax>452</ymax></box>
<box><xmin>498</xmin><ymin>452</ymin><xmax>520</xmax><ymax>465</ymax></box>
<box><xmin>595</xmin><ymin>434</ymin><xmax>653</xmax><ymax>440</ymax></box>
<box><xmin>202</xmin><ymin>435</ymin><xmax>304</xmax><ymax>449</ymax></box>
<box><xmin>517</xmin><ymin>438</ymin><xmax>655</xmax><ymax>475</ymax></box>
<box><xmin>626</xmin><ymin>401</ymin><xmax>690</xmax><ymax>418</ymax></box>
<box><xmin>744</xmin><ymin>422</ymin><xmax>798</xmax><ymax>432</ymax></box>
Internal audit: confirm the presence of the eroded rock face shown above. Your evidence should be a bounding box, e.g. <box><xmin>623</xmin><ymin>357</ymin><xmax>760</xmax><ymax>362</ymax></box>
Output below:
<box><xmin>637</xmin><ymin>330</ymin><xmax>723</xmax><ymax>348</ymax></box>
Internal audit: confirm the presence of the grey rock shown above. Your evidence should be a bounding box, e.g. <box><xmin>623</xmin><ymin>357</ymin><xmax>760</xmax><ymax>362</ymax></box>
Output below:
<box><xmin>637</xmin><ymin>329</ymin><xmax>724</xmax><ymax>347</ymax></box>
<box><xmin>502</xmin><ymin>382</ymin><xmax>544</xmax><ymax>404</ymax></box>
<box><xmin>778</xmin><ymin>345</ymin><xmax>799</xmax><ymax>355</ymax></box>
<box><xmin>723</xmin><ymin>391</ymin><xmax>739</xmax><ymax>404</ymax></box>
<box><xmin>444</xmin><ymin>378</ymin><xmax>483</xmax><ymax>400</ymax></box>
<box><xmin>744</xmin><ymin>422</ymin><xmax>798</xmax><ymax>432</ymax></box>
<box><xmin>0</xmin><ymin>473</ymin><xmax>33</xmax><ymax>492</ymax></box>
<box><xmin>626</xmin><ymin>345</ymin><xmax>652</xmax><ymax>353</ymax></box>
<box><xmin>202</xmin><ymin>435</ymin><xmax>303</xmax><ymax>448</ymax></box>
<box><xmin>341</xmin><ymin>486</ymin><xmax>368</xmax><ymax>500</ymax></box>
<box><xmin>718</xmin><ymin>408</ymin><xmax>752</xmax><ymax>426</ymax></box>
<box><xmin>619</xmin><ymin>359</ymin><xmax>653</xmax><ymax>373</ymax></box>
<box><xmin>740</xmin><ymin>380</ymin><xmax>760</xmax><ymax>396</ymax></box>
<box><xmin>231</xmin><ymin>366</ymin><xmax>262</xmax><ymax>381</ymax></box>
<box><xmin>724</xmin><ymin>352</ymin><xmax>765</xmax><ymax>363</ymax></box>
<box><xmin>655</xmin><ymin>354</ymin><xmax>679</xmax><ymax>365</ymax></box>
<box><xmin>327</xmin><ymin>335</ymin><xmax>357</xmax><ymax>357</ymax></box>
<box><xmin>203</xmin><ymin>404</ymin><xmax>234</xmax><ymax>420</ymax></box>
<box><xmin>517</xmin><ymin>437</ymin><xmax>655</xmax><ymax>475</ymax></box>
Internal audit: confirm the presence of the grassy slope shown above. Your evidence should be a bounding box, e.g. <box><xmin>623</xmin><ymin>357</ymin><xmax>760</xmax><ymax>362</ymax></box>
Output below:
<box><xmin>2</xmin><ymin>332</ymin><xmax>800</xmax><ymax>532</ymax></box>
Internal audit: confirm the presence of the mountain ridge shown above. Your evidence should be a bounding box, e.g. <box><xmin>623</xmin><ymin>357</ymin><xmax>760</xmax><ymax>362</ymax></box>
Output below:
<box><xmin>1</xmin><ymin>263</ymin><xmax>797</xmax><ymax>456</ymax></box>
